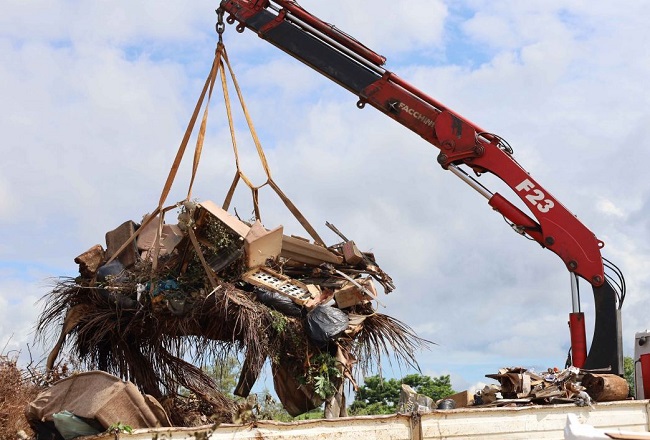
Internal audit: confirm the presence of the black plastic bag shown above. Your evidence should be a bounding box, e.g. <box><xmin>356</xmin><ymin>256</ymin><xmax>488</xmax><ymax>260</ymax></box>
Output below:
<box><xmin>96</xmin><ymin>260</ymin><xmax>127</xmax><ymax>282</ymax></box>
<box><xmin>306</xmin><ymin>305</ymin><xmax>349</xmax><ymax>344</ymax></box>
<box><xmin>255</xmin><ymin>288</ymin><xmax>303</xmax><ymax>317</ymax></box>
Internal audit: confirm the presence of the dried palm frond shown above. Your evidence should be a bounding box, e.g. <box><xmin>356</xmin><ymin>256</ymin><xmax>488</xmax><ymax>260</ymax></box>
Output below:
<box><xmin>351</xmin><ymin>311</ymin><xmax>433</xmax><ymax>376</ymax></box>
<box><xmin>36</xmin><ymin>254</ymin><xmax>432</xmax><ymax>421</ymax></box>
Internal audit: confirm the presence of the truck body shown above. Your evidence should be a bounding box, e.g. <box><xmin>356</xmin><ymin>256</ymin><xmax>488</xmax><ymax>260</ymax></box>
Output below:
<box><xmin>87</xmin><ymin>400</ymin><xmax>650</xmax><ymax>439</ymax></box>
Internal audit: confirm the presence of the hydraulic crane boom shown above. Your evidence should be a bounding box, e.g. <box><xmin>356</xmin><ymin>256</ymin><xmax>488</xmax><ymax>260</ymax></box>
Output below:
<box><xmin>218</xmin><ymin>0</ymin><xmax>624</xmax><ymax>374</ymax></box>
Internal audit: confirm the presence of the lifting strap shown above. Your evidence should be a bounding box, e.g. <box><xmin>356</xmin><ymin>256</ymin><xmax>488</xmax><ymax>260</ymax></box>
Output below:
<box><xmin>104</xmin><ymin>44</ymin><xmax>222</xmax><ymax>272</ymax></box>
<box><xmin>218</xmin><ymin>45</ymin><xmax>325</xmax><ymax>245</ymax></box>
<box><xmin>105</xmin><ymin>41</ymin><xmax>325</xmax><ymax>275</ymax></box>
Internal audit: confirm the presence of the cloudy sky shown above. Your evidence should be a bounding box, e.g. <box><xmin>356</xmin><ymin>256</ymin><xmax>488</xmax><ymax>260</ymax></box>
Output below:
<box><xmin>2</xmin><ymin>0</ymin><xmax>650</xmax><ymax>394</ymax></box>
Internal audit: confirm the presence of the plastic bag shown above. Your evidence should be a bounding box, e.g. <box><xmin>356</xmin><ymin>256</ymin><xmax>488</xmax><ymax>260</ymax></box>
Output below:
<box><xmin>255</xmin><ymin>288</ymin><xmax>303</xmax><ymax>317</ymax></box>
<box><xmin>51</xmin><ymin>411</ymin><xmax>101</xmax><ymax>440</ymax></box>
<box><xmin>306</xmin><ymin>305</ymin><xmax>349</xmax><ymax>344</ymax></box>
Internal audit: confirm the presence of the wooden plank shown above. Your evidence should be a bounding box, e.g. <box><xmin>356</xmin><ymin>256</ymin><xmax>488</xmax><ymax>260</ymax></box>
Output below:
<box><xmin>334</xmin><ymin>278</ymin><xmax>376</xmax><ymax>309</ymax></box>
<box><xmin>244</xmin><ymin>221</ymin><xmax>283</xmax><ymax>268</ymax></box>
<box><xmin>281</xmin><ymin>235</ymin><xmax>343</xmax><ymax>265</ymax></box>
<box><xmin>607</xmin><ymin>433</ymin><xmax>650</xmax><ymax>439</ymax></box>
<box><xmin>342</xmin><ymin>241</ymin><xmax>364</xmax><ymax>265</ymax></box>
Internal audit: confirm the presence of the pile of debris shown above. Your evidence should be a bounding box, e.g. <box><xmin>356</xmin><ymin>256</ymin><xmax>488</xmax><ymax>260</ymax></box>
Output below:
<box><xmin>37</xmin><ymin>199</ymin><xmax>428</xmax><ymax>423</ymax></box>
<box><xmin>473</xmin><ymin>366</ymin><xmax>630</xmax><ymax>408</ymax></box>
<box><xmin>399</xmin><ymin>366</ymin><xmax>632</xmax><ymax>414</ymax></box>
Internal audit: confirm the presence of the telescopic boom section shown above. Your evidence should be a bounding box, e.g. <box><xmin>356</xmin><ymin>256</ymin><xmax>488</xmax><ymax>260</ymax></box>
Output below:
<box><xmin>220</xmin><ymin>0</ymin><xmax>606</xmax><ymax>286</ymax></box>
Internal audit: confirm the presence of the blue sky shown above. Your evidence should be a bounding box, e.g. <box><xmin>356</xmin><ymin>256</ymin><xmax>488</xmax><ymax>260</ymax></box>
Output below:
<box><xmin>2</xmin><ymin>0</ymin><xmax>650</xmax><ymax>396</ymax></box>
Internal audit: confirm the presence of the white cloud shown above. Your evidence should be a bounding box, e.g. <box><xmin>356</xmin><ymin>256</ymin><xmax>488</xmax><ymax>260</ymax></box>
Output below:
<box><xmin>0</xmin><ymin>1</ymin><xmax>214</xmax><ymax>45</ymax></box>
<box><xmin>296</xmin><ymin>0</ymin><xmax>448</xmax><ymax>55</ymax></box>
<box><xmin>597</xmin><ymin>198</ymin><xmax>625</xmax><ymax>218</ymax></box>
<box><xmin>0</xmin><ymin>271</ymin><xmax>49</xmax><ymax>364</ymax></box>
<box><xmin>0</xmin><ymin>177</ymin><xmax>17</xmax><ymax>222</ymax></box>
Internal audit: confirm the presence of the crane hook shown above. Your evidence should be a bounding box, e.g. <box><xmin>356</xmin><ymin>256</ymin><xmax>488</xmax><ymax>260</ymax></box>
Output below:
<box><xmin>216</xmin><ymin>8</ymin><xmax>226</xmax><ymax>43</ymax></box>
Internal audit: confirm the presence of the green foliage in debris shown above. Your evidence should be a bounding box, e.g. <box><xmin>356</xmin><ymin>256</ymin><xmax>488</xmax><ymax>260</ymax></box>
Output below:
<box><xmin>350</xmin><ymin>374</ymin><xmax>455</xmax><ymax>415</ymax></box>
<box><xmin>305</xmin><ymin>352</ymin><xmax>343</xmax><ymax>399</ymax></box>
<box><xmin>269</xmin><ymin>310</ymin><xmax>289</xmax><ymax>334</ymax></box>
<box><xmin>107</xmin><ymin>422</ymin><xmax>133</xmax><ymax>434</ymax></box>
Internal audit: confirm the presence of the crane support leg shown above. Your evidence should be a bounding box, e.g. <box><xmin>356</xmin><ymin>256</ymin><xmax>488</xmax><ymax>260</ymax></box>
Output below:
<box><xmin>569</xmin><ymin>313</ymin><xmax>587</xmax><ymax>368</ymax></box>
<box><xmin>584</xmin><ymin>279</ymin><xmax>623</xmax><ymax>375</ymax></box>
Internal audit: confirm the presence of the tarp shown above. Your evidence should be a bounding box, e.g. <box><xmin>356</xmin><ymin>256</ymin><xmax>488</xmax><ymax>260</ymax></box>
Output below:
<box><xmin>25</xmin><ymin>370</ymin><xmax>171</xmax><ymax>432</ymax></box>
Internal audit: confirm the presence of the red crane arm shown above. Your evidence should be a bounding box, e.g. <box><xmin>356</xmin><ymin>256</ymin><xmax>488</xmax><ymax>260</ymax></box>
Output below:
<box><xmin>219</xmin><ymin>0</ymin><xmax>623</xmax><ymax>373</ymax></box>
<box><xmin>220</xmin><ymin>0</ymin><xmax>605</xmax><ymax>285</ymax></box>
<box><xmin>359</xmin><ymin>75</ymin><xmax>606</xmax><ymax>286</ymax></box>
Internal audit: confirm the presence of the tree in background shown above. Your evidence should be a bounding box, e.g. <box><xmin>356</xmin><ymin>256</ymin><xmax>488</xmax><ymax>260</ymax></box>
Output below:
<box><xmin>205</xmin><ymin>356</ymin><xmax>295</xmax><ymax>421</ymax></box>
<box><xmin>205</xmin><ymin>358</ymin><xmax>458</xmax><ymax>419</ymax></box>
<box><xmin>350</xmin><ymin>374</ymin><xmax>455</xmax><ymax>415</ymax></box>
<box><xmin>402</xmin><ymin>374</ymin><xmax>455</xmax><ymax>401</ymax></box>
<box><xmin>350</xmin><ymin>375</ymin><xmax>400</xmax><ymax>415</ymax></box>
<box><xmin>624</xmin><ymin>356</ymin><xmax>635</xmax><ymax>397</ymax></box>
<box><xmin>205</xmin><ymin>355</ymin><xmax>240</xmax><ymax>396</ymax></box>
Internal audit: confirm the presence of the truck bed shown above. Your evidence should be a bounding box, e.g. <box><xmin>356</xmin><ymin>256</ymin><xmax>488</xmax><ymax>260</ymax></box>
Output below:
<box><xmin>85</xmin><ymin>400</ymin><xmax>650</xmax><ymax>440</ymax></box>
